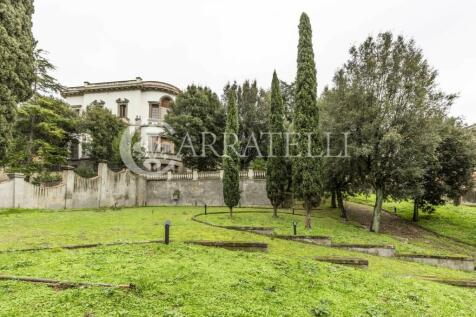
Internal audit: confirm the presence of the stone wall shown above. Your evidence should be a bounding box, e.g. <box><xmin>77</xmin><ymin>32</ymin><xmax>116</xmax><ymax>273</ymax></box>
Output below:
<box><xmin>0</xmin><ymin>164</ymin><xmax>269</xmax><ymax>209</ymax></box>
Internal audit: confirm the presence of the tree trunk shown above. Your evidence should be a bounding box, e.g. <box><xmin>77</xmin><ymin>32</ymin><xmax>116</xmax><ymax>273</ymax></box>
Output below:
<box><xmin>304</xmin><ymin>202</ymin><xmax>312</xmax><ymax>229</ymax></box>
<box><xmin>229</xmin><ymin>207</ymin><xmax>233</xmax><ymax>218</ymax></box>
<box><xmin>272</xmin><ymin>205</ymin><xmax>278</xmax><ymax>218</ymax></box>
<box><xmin>370</xmin><ymin>187</ymin><xmax>383</xmax><ymax>232</ymax></box>
<box><xmin>412</xmin><ymin>200</ymin><xmax>419</xmax><ymax>222</ymax></box>
<box><xmin>331</xmin><ymin>191</ymin><xmax>337</xmax><ymax>208</ymax></box>
<box><xmin>337</xmin><ymin>190</ymin><xmax>347</xmax><ymax>220</ymax></box>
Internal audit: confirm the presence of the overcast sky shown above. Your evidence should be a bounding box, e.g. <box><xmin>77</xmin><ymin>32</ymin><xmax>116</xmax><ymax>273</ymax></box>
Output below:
<box><xmin>33</xmin><ymin>0</ymin><xmax>476</xmax><ymax>124</ymax></box>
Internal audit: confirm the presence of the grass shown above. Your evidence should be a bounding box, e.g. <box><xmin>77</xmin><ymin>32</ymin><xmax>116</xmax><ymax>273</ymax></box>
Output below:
<box><xmin>0</xmin><ymin>206</ymin><xmax>475</xmax><ymax>316</ymax></box>
<box><xmin>351</xmin><ymin>194</ymin><xmax>476</xmax><ymax>246</ymax></box>
<box><xmin>201</xmin><ymin>210</ymin><xmax>475</xmax><ymax>257</ymax></box>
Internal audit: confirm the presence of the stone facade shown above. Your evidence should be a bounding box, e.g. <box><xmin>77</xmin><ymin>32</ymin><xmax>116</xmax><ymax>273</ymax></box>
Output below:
<box><xmin>61</xmin><ymin>78</ymin><xmax>184</xmax><ymax>172</ymax></box>
<box><xmin>0</xmin><ymin>163</ymin><xmax>269</xmax><ymax>209</ymax></box>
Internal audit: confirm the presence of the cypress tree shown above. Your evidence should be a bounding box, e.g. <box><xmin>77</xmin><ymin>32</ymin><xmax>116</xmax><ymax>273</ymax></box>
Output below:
<box><xmin>292</xmin><ymin>13</ymin><xmax>322</xmax><ymax>229</ymax></box>
<box><xmin>223</xmin><ymin>89</ymin><xmax>240</xmax><ymax>217</ymax></box>
<box><xmin>0</xmin><ymin>0</ymin><xmax>35</xmax><ymax>162</ymax></box>
<box><xmin>266</xmin><ymin>71</ymin><xmax>288</xmax><ymax>218</ymax></box>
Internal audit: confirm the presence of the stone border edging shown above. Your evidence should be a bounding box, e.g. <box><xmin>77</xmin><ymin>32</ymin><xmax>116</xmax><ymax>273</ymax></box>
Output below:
<box><xmin>185</xmin><ymin>240</ymin><xmax>268</xmax><ymax>252</ymax></box>
<box><xmin>314</xmin><ymin>256</ymin><xmax>368</xmax><ymax>267</ymax></box>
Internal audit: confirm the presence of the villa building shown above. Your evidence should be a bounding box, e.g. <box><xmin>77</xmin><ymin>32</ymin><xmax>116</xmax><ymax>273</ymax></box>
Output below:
<box><xmin>61</xmin><ymin>77</ymin><xmax>183</xmax><ymax>172</ymax></box>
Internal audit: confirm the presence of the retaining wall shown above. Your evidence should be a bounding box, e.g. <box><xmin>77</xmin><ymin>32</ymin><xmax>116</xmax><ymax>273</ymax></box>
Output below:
<box><xmin>0</xmin><ymin>164</ymin><xmax>269</xmax><ymax>209</ymax></box>
<box><xmin>397</xmin><ymin>254</ymin><xmax>475</xmax><ymax>271</ymax></box>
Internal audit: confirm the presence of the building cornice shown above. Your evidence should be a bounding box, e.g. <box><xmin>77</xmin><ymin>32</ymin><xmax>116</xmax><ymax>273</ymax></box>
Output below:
<box><xmin>61</xmin><ymin>78</ymin><xmax>181</xmax><ymax>97</ymax></box>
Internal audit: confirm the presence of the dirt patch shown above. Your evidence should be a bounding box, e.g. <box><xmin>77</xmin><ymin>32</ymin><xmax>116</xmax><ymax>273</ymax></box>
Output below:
<box><xmin>345</xmin><ymin>202</ymin><xmax>476</xmax><ymax>258</ymax></box>
<box><xmin>345</xmin><ymin>202</ymin><xmax>425</xmax><ymax>239</ymax></box>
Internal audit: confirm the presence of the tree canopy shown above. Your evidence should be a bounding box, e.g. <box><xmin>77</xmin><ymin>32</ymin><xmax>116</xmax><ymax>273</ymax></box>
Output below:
<box><xmin>0</xmin><ymin>0</ymin><xmax>35</xmax><ymax>162</ymax></box>
<box><xmin>325</xmin><ymin>32</ymin><xmax>455</xmax><ymax>232</ymax></box>
<box><xmin>166</xmin><ymin>85</ymin><xmax>225</xmax><ymax>171</ymax></box>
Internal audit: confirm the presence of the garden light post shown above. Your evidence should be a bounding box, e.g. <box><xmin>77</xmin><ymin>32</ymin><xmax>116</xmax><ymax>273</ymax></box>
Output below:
<box><xmin>293</xmin><ymin>221</ymin><xmax>297</xmax><ymax>236</ymax></box>
<box><xmin>165</xmin><ymin>220</ymin><xmax>171</xmax><ymax>245</ymax></box>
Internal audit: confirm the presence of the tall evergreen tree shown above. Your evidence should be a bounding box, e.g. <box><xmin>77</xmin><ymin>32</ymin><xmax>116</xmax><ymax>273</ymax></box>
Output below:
<box><xmin>292</xmin><ymin>13</ymin><xmax>322</xmax><ymax>229</ymax></box>
<box><xmin>223</xmin><ymin>90</ymin><xmax>240</xmax><ymax>217</ymax></box>
<box><xmin>266</xmin><ymin>71</ymin><xmax>288</xmax><ymax>218</ymax></box>
<box><xmin>223</xmin><ymin>81</ymin><xmax>269</xmax><ymax>168</ymax></box>
<box><xmin>0</xmin><ymin>0</ymin><xmax>35</xmax><ymax>162</ymax></box>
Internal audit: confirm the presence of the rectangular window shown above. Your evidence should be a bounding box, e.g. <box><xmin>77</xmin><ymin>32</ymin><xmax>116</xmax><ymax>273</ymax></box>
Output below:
<box><xmin>119</xmin><ymin>104</ymin><xmax>127</xmax><ymax>118</ymax></box>
<box><xmin>148</xmin><ymin>135</ymin><xmax>160</xmax><ymax>153</ymax></box>
<box><xmin>160</xmin><ymin>140</ymin><xmax>174</xmax><ymax>154</ymax></box>
<box><xmin>149</xmin><ymin>104</ymin><xmax>160</xmax><ymax>121</ymax></box>
<box><xmin>70</xmin><ymin>141</ymin><xmax>79</xmax><ymax>160</ymax></box>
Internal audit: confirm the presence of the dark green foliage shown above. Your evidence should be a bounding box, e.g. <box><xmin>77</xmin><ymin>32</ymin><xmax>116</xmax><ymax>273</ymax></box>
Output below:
<box><xmin>110</xmin><ymin>129</ymin><xmax>146</xmax><ymax>171</ymax></box>
<box><xmin>280</xmin><ymin>80</ymin><xmax>295</xmax><ymax>123</ymax></box>
<box><xmin>80</xmin><ymin>104</ymin><xmax>127</xmax><ymax>164</ymax></box>
<box><xmin>6</xmin><ymin>96</ymin><xmax>78</xmax><ymax>177</ymax></box>
<box><xmin>75</xmin><ymin>161</ymin><xmax>97</xmax><ymax>178</ymax></box>
<box><xmin>266</xmin><ymin>71</ymin><xmax>288</xmax><ymax>217</ymax></box>
<box><xmin>0</xmin><ymin>0</ymin><xmax>35</xmax><ymax>162</ymax></box>
<box><xmin>223</xmin><ymin>90</ymin><xmax>240</xmax><ymax>216</ymax></box>
<box><xmin>292</xmin><ymin>13</ymin><xmax>322</xmax><ymax>228</ymax></box>
<box><xmin>330</xmin><ymin>32</ymin><xmax>454</xmax><ymax>232</ymax></box>
<box><xmin>32</xmin><ymin>46</ymin><xmax>63</xmax><ymax>95</ymax></box>
<box><xmin>438</xmin><ymin>119</ymin><xmax>475</xmax><ymax>205</ymax></box>
<box><xmin>165</xmin><ymin>85</ymin><xmax>225</xmax><ymax>170</ymax></box>
<box><xmin>223</xmin><ymin>81</ymin><xmax>269</xmax><ymax>168</ymax></box>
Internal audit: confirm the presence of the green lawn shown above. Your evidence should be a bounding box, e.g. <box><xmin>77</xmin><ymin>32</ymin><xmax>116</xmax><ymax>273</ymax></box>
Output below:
<box><xmin>350</xmin><ymin>194</ymin><xmax>476</xmax><ymax>246</ymax></box>
<box><xmin>0</xmin><ymin>206</ymin><xmax>475</xmax><ymax>316</ymax></box>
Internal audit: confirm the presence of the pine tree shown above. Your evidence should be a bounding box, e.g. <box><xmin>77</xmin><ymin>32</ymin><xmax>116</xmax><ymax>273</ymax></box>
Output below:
<box><xmin>292</xmin><ymin>13</ymin><xmax>322</xmax><ymax>229</ymax></box>
<box><xmin>0</xmin><ymin>0</ymin><xmax>35</xmax><ymax>162</ymax></box>
<box><xmin>266</xmin><ymin>71</ymin><xmax>288</xmax><ymax>218</ymax></box>
<box><xmin>223</xmin><ymin>89</ymin><xmax>240</xmax><ymax>217</ymax></box>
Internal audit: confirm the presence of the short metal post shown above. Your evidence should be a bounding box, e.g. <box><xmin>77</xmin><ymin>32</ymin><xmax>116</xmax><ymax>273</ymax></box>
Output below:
<box><xmin>165</xmin><ymin>220</ymin><xmax>171</xmax><ymax>245</ymax></box>
<box><xmin>394</xmin><ymin>207</ymin><xmax>397</xmax><ymax>214</ymax></box>
<box><xmin>292</xmin><ymin>208</ymin><xmax>295</xmax><ymax>215</ymax></box>
<box><xmin>204</xmin><ymin>204</ymin><xmax>207</xmax><ymax>215</ymax></box>
<box><xmin>293</xmin><ymin>221</ymin><xmax>297</xmax><ymax>236</ymax></box>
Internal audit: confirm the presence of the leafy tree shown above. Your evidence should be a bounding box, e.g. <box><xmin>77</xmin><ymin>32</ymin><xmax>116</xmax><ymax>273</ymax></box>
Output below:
<box><xmin>333</xmin><ymin>32</ymin><xmax>453</xmax><ymax>232</ymax></box>
<box><xmin>439</xmin><ymin>119</ymin><xmax>476</xmax><ymax>205</ymax></box>
<box><xmin>266</xmin><ymin>71</ymin><xmax>288</xmax><ymax>218</ymax></box>
<box><xmin>165</xmin><ymin>85</ymin><xmax>225</xmax><ymax>170</ymax></box>
<box><xmin>32</xmin><ymin>46</ymin><xmax>64</xmax><ymax>95</ymax></box>
<box><xmin>0</xmin><ymin>0</ymin><xmax>35</xmax><ymax>162</ymax></box>
<box><xmin>412</xmin><ymin>118</ymin><xmax>475</xmax><ymax>220</ymax></box>
<box><xmin>80</xmin><ymin>104</ymin><xmax>127</xmax><ymax>164</ymax></box>
<box><xmin>223</xmin><ymin>90</ymin><xmax>240</xmax><ymax>217</ymax></box>
<box><xmin>292</xmin><ymin>13</ymin><xmax>323</xmax><ymax>229</ymax></box>
<box><xmin>320</xmin><ymin>80</ymin><xmax>367</xmax><ymax>220</ymax></box>
<box><xmin>6</xmin><ymin>96</ymin><xmax>77</xmax><ymax>178</ymax></box>
<box><xmin>110</xmin><ymin>129</ymin><xmax>146</xmax><ymax>171</ymax></box>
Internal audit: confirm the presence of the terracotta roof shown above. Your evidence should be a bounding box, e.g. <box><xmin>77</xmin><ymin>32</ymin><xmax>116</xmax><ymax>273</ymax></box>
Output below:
<box><xmin>61</xmin><ymin>78</ymin><xmax>181</xmax><ymax>97</ymax></box>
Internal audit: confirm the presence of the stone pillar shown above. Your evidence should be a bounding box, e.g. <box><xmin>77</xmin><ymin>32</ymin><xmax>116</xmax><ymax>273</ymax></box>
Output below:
<box><xmin>248</xmin><ymin>169</ymin><xmax>254</xmax><ymax>179</ymax></box>
<box><xmin>219</xmin><ymin>170</ymin><xmax>224</xmax><ymax>179</ymax></box>
<box><xmin>167</xmin><ymin>171</ymin><xmax>172</xmax><ymax>181</ymax></box>
<box><xmin>62</xmin><ymin>166</ymin><xmax>75</xmax><ymax>209</ymax></box>
<box><xmin>136</xmin><ymin>174</ymin><xmax>147</xmax><ymax>206</ymax></box>
<box><xmin>192</xmin><ymin>170</ymin><xmax>198</xmax><ymax>181</ymax></box>
<box><xmin>7</xmin><ymin>173</ymin><xmax>25</xmax><ymax>208</ymax></box>
<box><xmin>98</xmin><ymin>161</ymin><xmax>109</xmax><ymax>208</ymax></box>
